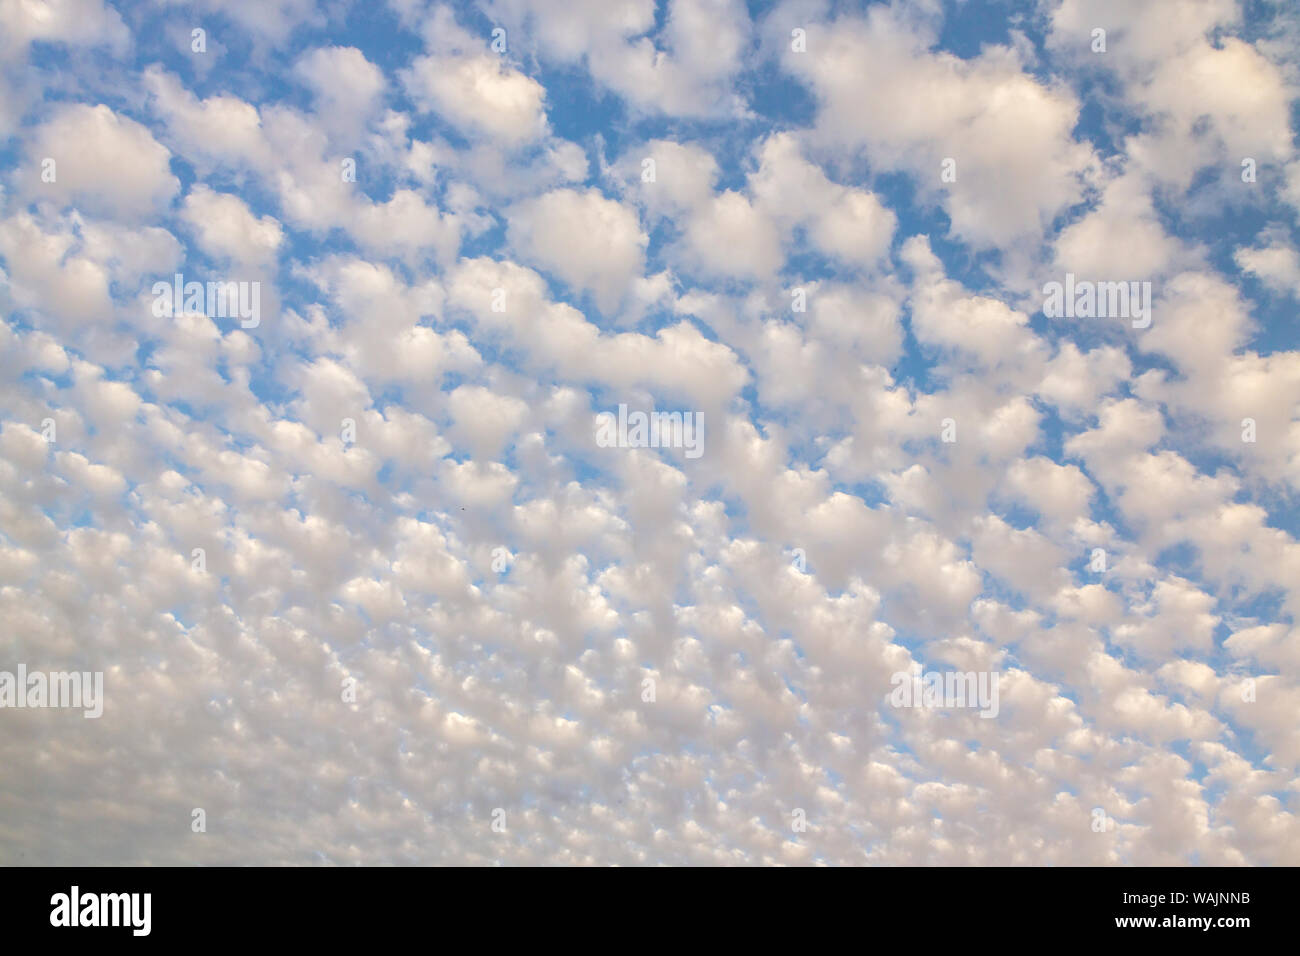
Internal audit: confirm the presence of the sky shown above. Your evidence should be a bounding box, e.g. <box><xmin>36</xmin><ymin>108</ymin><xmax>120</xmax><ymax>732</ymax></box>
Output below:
<box><xmin>0</xmin><ymin>0</ymin><xmax>1298</xmax><ymax>866</ymax></box>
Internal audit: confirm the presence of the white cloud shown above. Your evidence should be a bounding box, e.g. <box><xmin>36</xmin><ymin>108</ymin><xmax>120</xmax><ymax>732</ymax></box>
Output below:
<box><xmin>683</xmin><ymin>191</ymin><xmax>782</xmax><ymax>281</ymax></box>
<box><xmin>181</xmin><ymin>186</ymin><xmax>284</xmax><ymax>267</ymax></box>
<box><xmin>2</xmin><ymin>0</ymin><xmax>1298</xmax><ymax>869</ymax></box>
<box><xmin>294</xmin><ymin>46</ymin><xmax>386</xmax><ymax>145</ymax></box>
<box><xmin>23</xmin><ymin>104</ymin><xmax>179</xmax><ymax>221</ymax></box>
<box><xmin>787</xmin><ymin>3</ymin><xmax>1096</xmax><ymax>248</ymax></box>
<box><xmin>403</xmin><ymin>7</ymin><xmax>549</xmax><ymax>147</ymax></box>
<box><xmin>508</xmin><ymin>188</ymin><xmax>647</xmax><ymax>312</ymax></box>
<box><xmin>1235</xmin><ymin>233</ymin><xmax>1300</xmax><ymax>297</ymax></box>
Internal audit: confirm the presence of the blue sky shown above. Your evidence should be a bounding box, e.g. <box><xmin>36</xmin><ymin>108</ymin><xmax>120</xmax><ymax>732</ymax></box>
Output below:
<box><xmin>0</xmin><ymin>0</ymin><xmax>1298</xmax><ymax>865</ymax></box>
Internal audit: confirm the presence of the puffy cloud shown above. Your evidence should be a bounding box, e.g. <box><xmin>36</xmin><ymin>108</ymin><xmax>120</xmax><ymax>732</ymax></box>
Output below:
<box><xmin>405</xmin><ymin>54</ymin><xmax>548</xmax><ymax>146</ymax></box>
<box><xmin>619</xmin><ymin>139</ymin><xmax>720</xmax><ymax>218</ymax></box>
<box><xmin>1</xmin><ymin>0</ymin><xmax>1297</xmax><ymax>869</ymax></box>
<box><xmin>507</xmin><ymin>188</ymin><xmax>647</xmax><ymax>312</ymax></box>
<box><xmin>181</xmin><ymin>186</ymin><xmax>284</xmax><ymax>267</ymax></box>
<box><xmin>294</xmin><ymin>46</ymin><xmax>386</xmax><ymax>144</ymax></box>
<box><xmin>786</xmin><ymin>3</ymin><xmax>1096</xmax><ymax>248</ymax></box>
<box><xmin>1048</xmin><ymin>0</ymin><xmax>1294</xmax><ymax>192</ymax></box>
<box><xmin>0</xmin><ymin>0</ymin><xmax>129</xmax><ymax>61</ymax></box>
<box><xmin>403</xmin><ymin>7</ymin><xmax>549</xmax><ymax>146</ymax></box>
<box><xmin>21</xmin><ymin>104</ymin><xmax>179</xmax><ymax>221</ymax></box>
<box><xmin>488</xmin><ymin>0</ymin><xmax>751</xmax><ymax>117</ymax></box>
<box><xmin>1235</xmin><ymin>233</ymin><xmax>1300</xmax><ymax>297</ymax></box>
<box><xmin>749</xmin><ymin>133</ymin><xmax>896</xmax><ymax>269</ymax></box>
<box><xmin>683</xmin><ymin>191</ymin><xmax>783</xmax><ymax>281</ymax></box>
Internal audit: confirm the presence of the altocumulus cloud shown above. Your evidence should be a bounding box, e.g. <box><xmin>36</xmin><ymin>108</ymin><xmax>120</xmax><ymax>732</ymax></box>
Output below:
<box><xmin>0</xmin><ymin>0</ymin><xmax>1298</xmax><ymax>866</ymax></box>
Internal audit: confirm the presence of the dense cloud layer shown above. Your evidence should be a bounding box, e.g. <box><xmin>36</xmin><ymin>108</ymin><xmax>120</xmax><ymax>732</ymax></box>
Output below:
<box><xmin>0</xmin><ymin>0</ymin><xmax>1298</xmax><ymax>865</ymax></box>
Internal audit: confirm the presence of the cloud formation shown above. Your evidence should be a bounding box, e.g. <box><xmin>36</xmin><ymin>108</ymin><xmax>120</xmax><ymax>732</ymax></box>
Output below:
<box><xmin>0</xmin><ymin>0</ymin><xmax>1298</xmax><ymax>866</ymax></box>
